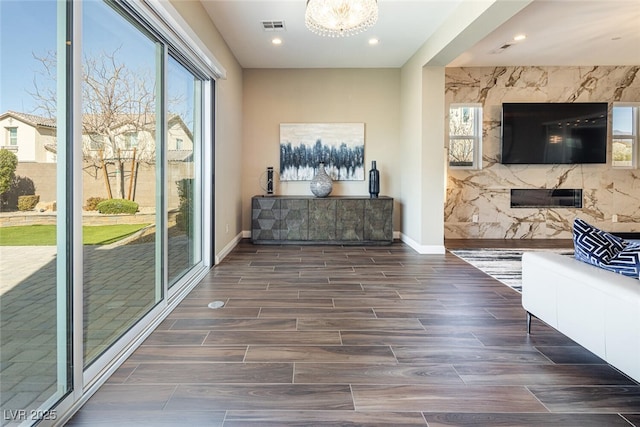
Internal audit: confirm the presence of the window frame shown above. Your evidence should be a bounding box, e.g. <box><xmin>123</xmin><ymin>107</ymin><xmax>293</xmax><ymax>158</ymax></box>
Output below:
<box><xmin>124</xmin><ymin>131</ymin><xmax>138</xmax><ymax>149</ymax></box>
<box><xmin>8</xmin><ymin>126</ymin><xmax>18</xmax><ymax>145</ymax></box>
<box><xmin>448</xmin><ymin>103</ymin><xmax>482</xmax><ymax>170</ymax></box>
<box><xmin>612</xmin><ymin>102</ymin><xmax>639</xmax><ymax>169</ymax></box>
<box><xmin>88</xmin><ymin>134</ymin><xmax>104</xmax><ymax>150</ymax></box>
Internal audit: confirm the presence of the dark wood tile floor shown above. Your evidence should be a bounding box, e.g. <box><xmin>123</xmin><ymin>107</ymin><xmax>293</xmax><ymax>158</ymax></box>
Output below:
<box><xmin>67</xmin><ymin>240</ymin><xmax>640</xmax><ymax>426</ymax></box>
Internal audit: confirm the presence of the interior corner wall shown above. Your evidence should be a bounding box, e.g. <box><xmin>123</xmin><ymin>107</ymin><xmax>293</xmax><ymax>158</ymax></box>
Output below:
<box><xmin>397</xmin><ymin>64</ymin><xmax>446</xmax><ymax>254</ymax></box>
<box><xmin>241</xmin><ymin>68</ymin><xmax>401</xmax><ymax>234</ymax></box>
<box><xmin>397</xmin><ymin>0</ymin><xmax>528</xmax><ymax>253</ymax></box>
<box><xmin>421</xmin><ymin>66</ymin><xmax>446</xmax><ymax>250</ymax></box>
<box><xmin>399</xmin><ymin>63</ymin><xmax>425</xmax><ymax>249</ymax></box>
<box><xmin>170</xmin><ymin>0</ymin><xmax>244</xmax><ymax>259</ymax></box>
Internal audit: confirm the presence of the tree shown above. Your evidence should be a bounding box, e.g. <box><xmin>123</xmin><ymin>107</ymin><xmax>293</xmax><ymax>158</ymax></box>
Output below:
<box><xmin>0</xmin><ymin>149</ymin><xmax>18</xmax><ymax>210</ymax></box>
<box><xmin>31</xmin><ymin>48</ymin><xmax>158</xmax><ymax>200</ymax></box>
<box><xmin>0</xmin><ymin>149</ymin><xmax>18</xmax><ymax>195</ymax></box>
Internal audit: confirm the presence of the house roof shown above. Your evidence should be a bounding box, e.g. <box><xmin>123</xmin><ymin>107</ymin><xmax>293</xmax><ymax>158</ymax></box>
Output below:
<box><xmin>167</xmin><ymin>150</ymin><xmax>193</xmax><ymax>162</ymax></box>
<box><xmin>1</xmin><ymin>110</ymin><xmax>191</xmax><ymax>137</ymax></box>
<box><xmin>44</xmin><ymin>143</ymin><xmax>57</xmax><ymax>154</ymax></box>
<box><xmin>168</xmin><ymin>115</ymin><xmax>194</xmax><ymax>141</ymax></box>
<box><xmin>44</xmin><ymin>144</ymin><xmax>192</xmax><ymax>162</ymax></box>
<box><xmin>0</xmin><ymin>111</ymin><xmax>56</xmax><ymax>128</ymax></box>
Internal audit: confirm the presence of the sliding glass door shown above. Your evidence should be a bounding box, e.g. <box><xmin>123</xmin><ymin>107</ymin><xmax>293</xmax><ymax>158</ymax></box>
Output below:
<box><xmin>0</xmin><ymin>0</ymin><xmax>216</xmax><ymax>424</ymax></box>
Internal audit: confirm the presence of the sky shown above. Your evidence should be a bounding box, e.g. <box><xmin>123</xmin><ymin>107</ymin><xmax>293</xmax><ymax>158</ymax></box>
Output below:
<box><xmin>0</xmin><ymin>0</ymin><xmax>160</xmax><ymax>116</ymax></box>
<box><xmin>1</xmin><ymin>0</ymin><xmax>57</xmax><ymax>114</ymax></box>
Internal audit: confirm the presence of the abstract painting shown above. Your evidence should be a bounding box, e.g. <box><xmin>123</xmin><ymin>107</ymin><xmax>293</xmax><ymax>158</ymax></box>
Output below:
<box><xmin>279</xmin><ymin>123</ymin><xmax>365</xmax><ymax>181</ymax></box>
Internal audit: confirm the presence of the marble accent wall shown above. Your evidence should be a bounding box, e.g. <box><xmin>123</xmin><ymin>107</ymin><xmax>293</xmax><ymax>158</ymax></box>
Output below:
<box><xmin>445</xmin><ymin>66</ymin><xmax>640</xmax><ymax>239</ymax></box>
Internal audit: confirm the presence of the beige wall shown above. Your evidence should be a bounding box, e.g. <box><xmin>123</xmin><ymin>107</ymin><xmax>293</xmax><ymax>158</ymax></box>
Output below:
<box><xmin>170</xmin><ymin>0</ymin><xmax>244</xmax><ymax>260</ymax></box>
<box><xmin>170</xmin><ymin>0</ymin><xmax>538</xmax><ymax>256</ymax></box>
<box><xmin>241</xmin><ymin>68</ymin><xmax>401</xmax><ymax>232</ymax></box>
<box><xmin>171</xmin><ymin>0</ymin><xmax>534</xmax><ymax>255</ymax></box>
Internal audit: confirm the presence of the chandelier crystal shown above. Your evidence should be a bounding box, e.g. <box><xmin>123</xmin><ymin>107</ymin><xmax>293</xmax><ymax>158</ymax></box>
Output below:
<box><xmin>305</xmin><ymin>0</ymin><xmax>378</xmax><ymax>38</ymax></box>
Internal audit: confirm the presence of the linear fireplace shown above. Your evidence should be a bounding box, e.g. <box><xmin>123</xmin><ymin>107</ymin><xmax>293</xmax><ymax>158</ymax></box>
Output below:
<box><xmin>510</xmin><ymin>189</ymin><xmax>583</xmax><ymax>208</ymax></box>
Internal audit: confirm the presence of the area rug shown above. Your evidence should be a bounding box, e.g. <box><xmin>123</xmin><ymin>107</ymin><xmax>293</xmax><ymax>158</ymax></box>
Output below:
<box><xmin>450</xmin><ymin>248</ymin><xmax>574</xmax><ymax>293</ymax></box>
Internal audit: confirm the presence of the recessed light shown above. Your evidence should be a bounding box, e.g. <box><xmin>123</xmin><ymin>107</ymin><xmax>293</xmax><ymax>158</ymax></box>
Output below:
<box><xmin>368</xmin><ymin>38</ymin><xmax>379</xmax><ymax>45</ymax></box>
<box><xmin>272</xmin><ymin>37</ymin><xmax>283</xmax><ymax>45</ymax></box>
<box><xmin>513</xmin><ymin>34</ymin><xmax>526</xmax><ymax>41</ymax></box>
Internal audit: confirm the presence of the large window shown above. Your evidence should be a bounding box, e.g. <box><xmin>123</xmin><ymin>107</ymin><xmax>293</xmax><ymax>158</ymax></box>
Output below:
<box><xmin>0</xmin><ymin>0</ymin><xmax>217</xmax><ymax>424</ymax></box>
<box><xmin>449</xmin><ymin>104</ymin><xmax>482</xmax><ymax>169</ymax></box>
<box><xmin>612</xmin><ymin>103</ymin><xmax>639</xmax><ymax>168</ymax></box>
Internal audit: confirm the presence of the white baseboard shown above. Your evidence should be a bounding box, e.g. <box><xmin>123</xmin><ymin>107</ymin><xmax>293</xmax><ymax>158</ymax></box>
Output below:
<box><xmin>400</xmin><ymin>232</ymin><xmax>446</xmax><ymax>254</ymax></box>
<box><xmin>240</xmin><ymin>230</ymin><xmax>444</xmax><ymax>254</ymax></box>
<box><xmin>215</xmin><ymin>232</ymin><xmax>243</xmax><ymax>265</ymax></box>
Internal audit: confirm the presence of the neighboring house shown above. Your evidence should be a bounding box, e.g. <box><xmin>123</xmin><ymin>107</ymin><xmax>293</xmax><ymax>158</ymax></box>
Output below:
<box><xmin>0</xmin><ymin>111</ymin><xmax>57</xmax><ymax>162</ymax></box>
<box><xmin>168</xmin><ymin>114</ymin><xmax>194</xmax><ymax>153</ymax></box>
<box><xmin>83</xmin><ymin>113</ymin><xmax>193</xmax><ymax>162</ymax></box>
<box><xmin>0</xmin><ymin>110</ymin><xmax>193</xmax><ymax>163</ymax></box>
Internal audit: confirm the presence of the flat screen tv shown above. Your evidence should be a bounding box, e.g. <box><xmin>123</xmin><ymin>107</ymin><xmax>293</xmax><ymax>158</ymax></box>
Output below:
<box><xmin>501</xmin><ymin>102</ymin><xmax>608</xmax><ymax>164</ymax></box>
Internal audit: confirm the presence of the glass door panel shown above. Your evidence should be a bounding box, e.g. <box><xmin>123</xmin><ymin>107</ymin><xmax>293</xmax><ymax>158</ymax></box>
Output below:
<box><xmin>167</xmin><ymin>56</ymin><xmax>202</xmax><ymax>287</ymax></box>
<box><xmin>0</xmin><ymin>0</ymin><xmax>70</xmax><ymax>423</ymax></box>
<box><xmin>81</xmin><ymin>1</ymin><xmax>161</xmax><ymax>366</ymax></box>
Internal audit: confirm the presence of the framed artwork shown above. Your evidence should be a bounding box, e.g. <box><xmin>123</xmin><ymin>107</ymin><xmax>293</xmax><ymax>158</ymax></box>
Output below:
<box><xmin>279</xmin><ymin>123</ymin><xmax>365</xmax><ymax>181</ymax></box>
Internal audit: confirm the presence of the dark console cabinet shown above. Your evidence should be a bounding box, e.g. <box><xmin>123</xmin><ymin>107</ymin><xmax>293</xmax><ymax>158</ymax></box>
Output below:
<box><xmin>252</xmin><ymin>196</ymin><xmax>393</xmax><ymax>244</ymax></box>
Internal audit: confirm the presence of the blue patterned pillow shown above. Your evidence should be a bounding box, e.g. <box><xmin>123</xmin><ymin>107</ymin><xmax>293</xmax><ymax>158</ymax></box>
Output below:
<box><xmin>573</xmin><ymin>218</ymin><xmax>625</xmax><ymax>265</ymax></box>
<box><xmin>602</xmin><ymin>242</ymin><xmax>640</xmax><ymax>279</ymax></box>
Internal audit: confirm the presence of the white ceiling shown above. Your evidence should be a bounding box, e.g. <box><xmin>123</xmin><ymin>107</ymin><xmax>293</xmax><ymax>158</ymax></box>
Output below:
<box><xmin>449</xmin><ymin>0</ymin><xmax>640</xmax><ymax>67</ymax></box>
<box><xmin>201</xmin><ymin>0</ymin><xmax>640</xmax><ymax>69</ymax></box>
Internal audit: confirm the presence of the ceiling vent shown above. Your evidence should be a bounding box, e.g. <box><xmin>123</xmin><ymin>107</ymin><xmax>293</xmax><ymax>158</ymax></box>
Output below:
<box><xmin>490</xmin><ymin>42</ymin><xmax>513</xmax><ymax>54</ymax></box>
<box><xmin>261</xmin><ymin>21</ymin><xmax>286</xmax><ymax>32</ymax></box>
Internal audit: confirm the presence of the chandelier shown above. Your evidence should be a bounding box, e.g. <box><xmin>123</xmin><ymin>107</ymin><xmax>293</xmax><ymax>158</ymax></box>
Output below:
<box><xmin>305</xmin><ymin>0</ymin><xmax>378</xmax><ymax>38</ymax></box>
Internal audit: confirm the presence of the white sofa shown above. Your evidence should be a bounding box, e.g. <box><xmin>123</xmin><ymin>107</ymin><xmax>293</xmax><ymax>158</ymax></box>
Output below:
<box><xmin>522</xmin><ymin>251</ymin><xmax>640</xmax><ymax>383</ymax></box>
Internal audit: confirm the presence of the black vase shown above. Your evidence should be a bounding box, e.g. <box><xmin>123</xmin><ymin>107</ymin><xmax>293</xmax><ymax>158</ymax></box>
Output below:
<box><xmin>266</xmin><ymin>167</ymin><xmax>274</xmax><ymax>195</ymax></box>
<box><xmin>368</xmin><ymin>160</ymin><xmax>380</xmax><ymax>198</ymax></box>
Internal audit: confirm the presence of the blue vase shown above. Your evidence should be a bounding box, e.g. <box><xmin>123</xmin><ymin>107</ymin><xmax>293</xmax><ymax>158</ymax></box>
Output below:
<box><xmin>369</xmin><ymin>161</ymin><xmax>379</xmax><ymax>198</ymax></box>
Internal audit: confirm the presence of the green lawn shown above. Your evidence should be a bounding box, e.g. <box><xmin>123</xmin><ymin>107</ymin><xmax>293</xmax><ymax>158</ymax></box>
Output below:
<box><xmin>0</xmin><ymin>224</ymin><xmax>151</xmax><ymax>246</ymax></box>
